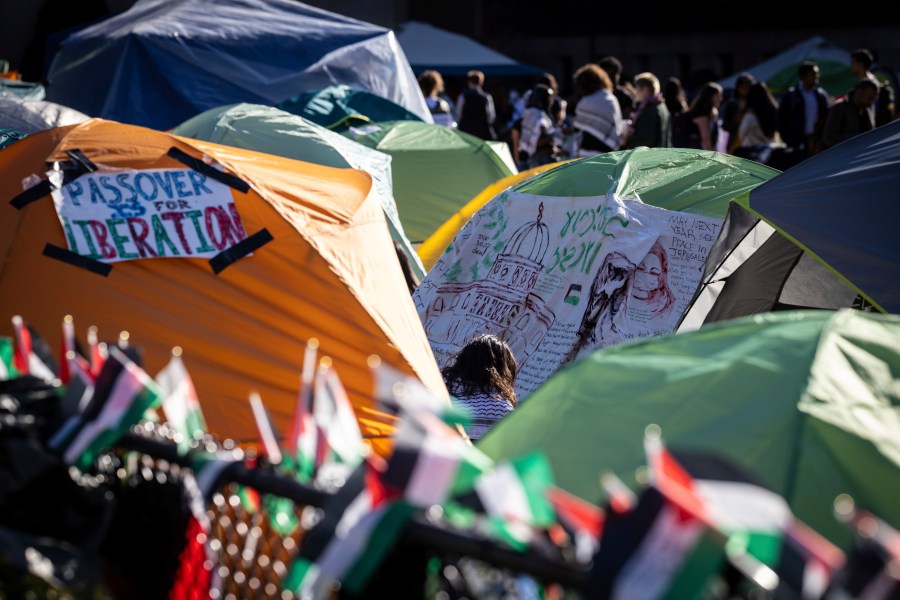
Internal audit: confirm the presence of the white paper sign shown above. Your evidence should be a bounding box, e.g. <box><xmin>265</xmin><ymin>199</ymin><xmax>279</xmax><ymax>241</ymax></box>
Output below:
<box><xmin>414</xmin><ymin>191</ymin><xmax>722</xmax><ymax>400</ymax></box>
<box><xmin>52</xmin><ymin>168</ymin><xmax>247</xmax><ymax>263</ymax></box>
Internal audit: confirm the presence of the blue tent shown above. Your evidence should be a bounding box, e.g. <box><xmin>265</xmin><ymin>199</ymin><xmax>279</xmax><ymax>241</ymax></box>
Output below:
<box><xmin>45</xmin><ymin>0</ymin><xmax>431</xmax><ymax>131</ymax></box>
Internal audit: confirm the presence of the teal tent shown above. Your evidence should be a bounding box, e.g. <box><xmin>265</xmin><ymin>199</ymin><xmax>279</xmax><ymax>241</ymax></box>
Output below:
<box><xmin>343</xmin><ymin>120</ymin><xmax>517</xmax><ymax>243</ymax></box>
<box><xmin>0</xmin><ymin>128</ymin><xmax>27</xmax><ymax>150</ymax></box>
<box><xmin>278</xmin><ymin>84</ymin><xmax>423</xmax><ymax>132</ymax></box>
<box><xmin>479</xmin><ymin>309</ymin><xmax>900</xmax><ymax>548</ymax></box>
<box><xmin>172</xmin><ymin>103</ymin><xmax>424</xmax><ymax>279</ymax></box>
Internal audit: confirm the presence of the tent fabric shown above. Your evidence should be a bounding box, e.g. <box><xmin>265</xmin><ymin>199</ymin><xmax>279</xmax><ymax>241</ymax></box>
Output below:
<box><xmin>0</xmin><ymin>79</ymin><xmax>45</xmax><ymax>101</ymax></box>
<box><xmin>0</xmin><ymin>119</ymin><xmax>447</xmax><ymax>453</ymax></box>
<box><xmin>676</xmin><ymin>204</ymin><xmax>859</xmax><ymax>332</ymax></box>
<box><xmin>342</xmin><ymin>120</ymin><xmax>517</xmax><ymax>243</ymax></box>
<box><xmin>413</xmin><ymin>148</ymin><xmax>778</xmax><ymax>402</ymax></box>
<box><xmin>395</xmin><ymin>21</ymin><xmax>543</xmax><ymax>77</ymax></box>
<box><xmin>679</xmin><ymin>118</ymin><xmax>900</xmax><ymax>328</ymax></box>
<box><xmin>171</xmin><ymin>103</ymin><xmax>425</xmax><ymax>280</ymax></box>
<box><xmin>0</xmin><ymin>96</ymin><xmax>89</xmax><ymax>134</ymax></box>
<box><xmin>478</xmin><ymin>309</ymin><xmax>900</xmax><ymax>548</ymax></box>
<box><xmin>717</xmin><ymin>36</ymin><xmax>856</xmax><ymax>97</ymax></box>
<box><xmin>510</xmin><ymin>148</ymin><xmax>778</xmax><ymax>218</ymax></box>
<box><xmin>278</xmin><ymin>85</ymin><xmax>424</xmax><ymax>132</ymax></box>
<box><xmin>417</xmin><ymin>161</ymin><xmax>567</xmax><ymax>271</ymax></box>
<box><xmin>44</xmin><ymin>0</ymin><xmax>432</xmax><ymax>131</ymax></box>
<box><xmin>0</xmin><ymin>128</ymin><xmax>28</xmax><ymax>150</ymax></box>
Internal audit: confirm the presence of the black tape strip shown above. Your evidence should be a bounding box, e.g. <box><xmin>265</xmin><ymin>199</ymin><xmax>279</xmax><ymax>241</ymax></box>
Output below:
<box><xmin>10</xmin><ymin>180</ymin><xmax>53</xmax><ymax>209</ymax></box>
<box><xmin>65</xmin><ymin>149</ymin><xmax>98</xmax><ymax>173</ymax></box>
<box><xmin>11</xmin><ymin>156</ymin><xmax>96</xmax><ymax>209</ymax></box>
<box><xmin>209</xmin><ymin>229</ymin><xmax>273</xmax><ymax>274</ymax></box>
<box><xmin>43</xmin><ymin>244</ymin><xmax>112</xmax><ymax>277</ymax></box>
<box><xmin>166</xmin><ymin>147</ymin><xmax>250</xmax><ymax>193</ymax></box>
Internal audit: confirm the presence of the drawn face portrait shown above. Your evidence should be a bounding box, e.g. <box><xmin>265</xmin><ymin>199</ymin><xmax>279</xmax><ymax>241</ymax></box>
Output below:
<box><xmin>632</xmin><ymin>252</ymin><xmax>662</xmax><ymax>300</ymax></box>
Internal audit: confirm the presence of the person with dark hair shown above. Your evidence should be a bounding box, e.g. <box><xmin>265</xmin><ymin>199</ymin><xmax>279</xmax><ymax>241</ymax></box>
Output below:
<box><xmin>776</xmin><ymin>60</ymin><xmax>830</xmax><ymax>158</ymax></box>
<box><xmin>456</xmin><ymin>69</ymin><xmax>497</xmax><ymax>141</ymax></box>
<box><xmin>732</xmin><ymin>81</ymin><xmax>791</xmax><ymax>166</ymax></box>
<box><xmin>721</xmin><ymin>72</ymin><xmax>755</xmax><ymax>152</ymax></box>
<box><xmin>418</xmin><ymin>70</ymin><xmax>456</xmax><ymax>128</ymax></box>
<box><xmin>672</xmin><ymin>82</ymin><xmax>723</xmax><ymax>150</ymax></box>
<box><xmin>442</xmin><ymin>334</ymin><xmax>518</xmax><ymax>441</ymax></box>
<box><xmin>822</xmin><ymin>78</ymin><xmax>879</xmax><ymax>149</ymax></box>
<box><xmin>572</xmin><ymin>63</ymin><xmax>626</xmax><ymax>156</ymax></box>
<box><xmin>850</xmin><ymin>48</ymin><xmax>895</xmax><ymax>127</ymax></box>
<box><xmin>663</xmin><ymin>77</ymin><xmax>689</xmax><ymax>118</ymax></box>
<box><xmin>598</xmin><ymin>55</ymin><xmax>636</xmax><ymax>120</ymax></box>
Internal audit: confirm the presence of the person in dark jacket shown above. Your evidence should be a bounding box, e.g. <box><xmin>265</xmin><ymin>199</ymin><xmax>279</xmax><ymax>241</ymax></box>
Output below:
<box><xmin>456</xmin><ymin>69</ymin><xmax>497</xmax><ymax>141</ymax></box>
<box><xmin>822</xmin><ymin>79</ymin><xmax>878</xmax><ymax>149</ymax></box>
<box><xmin>624</xmin><ymin>72</ymin><xmax>671</xmax><ymax>148</ymax></box>
<box><xmin>775</xmin><ymin>61</ymin><xmax>830</xmax><ymax>158</ymax></box>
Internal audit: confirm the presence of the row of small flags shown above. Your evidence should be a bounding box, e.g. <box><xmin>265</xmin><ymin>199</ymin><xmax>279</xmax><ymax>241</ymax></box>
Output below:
<box><xmin>2</xmin><ymin>315</ymin><xmax>899</xmax><ymax>599</ymax></box>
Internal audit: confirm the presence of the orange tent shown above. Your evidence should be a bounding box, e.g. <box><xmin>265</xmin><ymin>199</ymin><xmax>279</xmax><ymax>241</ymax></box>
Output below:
<box><xmin>0</xmin><ymin>119</ymin><xmax>447</xmax><ymax>451</ymax></box>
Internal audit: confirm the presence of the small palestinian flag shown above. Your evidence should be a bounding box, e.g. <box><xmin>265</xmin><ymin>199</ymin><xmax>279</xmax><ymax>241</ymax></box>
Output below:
<box><xmin>645</xmin><ymin>430</ymin><xmax>793</xmax><ymax>567</ymax></box>
<box><xmin>0</xmin><ymin>336</ymin><xmax>18</xmax><ymax>380</ymax></box>
<box><xmin>286</xmin><ymin>339</ymin><xmax>318</xmax><ymax>482</ymax></box>
<box><xmin>828</xmin><ymin>505</ymin><xmax>900</xmax><ymax>599</ymax></box>
<box><xmin>156</xmin><ymin>349</ymin><xmax>207</xmax><ymax>453</ymax></box>
<box><xmin>775</xmin><ymin>517</ymin><xmax>845</xmax><ymax>599</ymax></box>
<box><xmin>382</xmin><ymin>409</ymin><xmax>493</xmax><ymax>508</ymax></box>
<box><xmin>283</xmin><ymin>460</ymin><xmax>413</xmax><ymax>598</ymax></box>
<box><xmin>60</xmin><ymin>346</ymin><xmax>161</xmax><ymax>470</ymax></box>
<box><xmin>58</xmin><ymin>315</ymin><xmax>91</xmax><ymax>386</ymax></box>
<box><xmin>11</xmin><ymin>315</ymin><xmax>57</xmax><ymax>382</ymax></box>
<box><xmin>313</xmin><ymin>361</ymin><xmax>365</xmax><ymax>467</ymax></box>
<box><xmin>586</xmin><ymin>484</ymin><xmax>726</xmax><ymax>600</ymax></box>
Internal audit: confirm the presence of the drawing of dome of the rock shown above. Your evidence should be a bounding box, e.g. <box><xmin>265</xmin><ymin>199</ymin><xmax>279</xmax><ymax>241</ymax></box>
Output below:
<box><xmin>488</xmin><ymin>202</ymin><xmax>549</xmax><ymax>291</ymax></box>
<box><xmin>423</xmin><ymin>201</ymin><xmax>556</xmax><ymax>369</ymax></box>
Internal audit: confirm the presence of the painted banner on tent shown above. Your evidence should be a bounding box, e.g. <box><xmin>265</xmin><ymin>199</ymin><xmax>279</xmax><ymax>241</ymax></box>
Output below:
<box><xmin>413</xmin><ymin>191</ymin><xmax>722</xmax><ymax>399</ymax></box>
<box><xmin>51</xmin><ymin>168</ymin><xmax>247</xmax><ymax>263</ymax></box>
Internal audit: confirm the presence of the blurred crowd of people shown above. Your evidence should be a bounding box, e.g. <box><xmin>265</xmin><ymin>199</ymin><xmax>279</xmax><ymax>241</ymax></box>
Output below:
<box><xmin>417</xmin><ymin>47</ymin><xmax>896</xmax><ymax>173</ymax></box>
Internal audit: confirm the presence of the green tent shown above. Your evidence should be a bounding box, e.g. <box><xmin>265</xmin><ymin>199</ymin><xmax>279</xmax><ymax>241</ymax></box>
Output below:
<box><xmin>343</xmin><ymin>120</ymin><xmax>517</xmax><ymax>243</ymax></box>
<box><xmin>478</xmin><ymin>309</ymin><xmax>900</xmax><ymax>547</ymax></box>
<box><xmin>510</xmin><ymin>147</ymin><xmax>778</xmax><ymax>217</ymax></box>
<box><xmin>278</xmin><ymin>84</ymin><xmax>424</xmax><ymax>132</ymax></box>
<box><xmin>718</xmin><ymin>36</ymin><xmax>856</xmax><ymax>97</ymax></box>
<box><xmin>172</xmin><ymin>103</ymin><xmax>424</xmax><ymax>279</ymax></box>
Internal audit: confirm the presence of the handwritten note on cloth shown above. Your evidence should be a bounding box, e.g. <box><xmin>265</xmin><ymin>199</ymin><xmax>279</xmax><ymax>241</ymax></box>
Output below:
<box><xmin>414</xmin><ymin>191</ymin><xmax>722</xmax><ymax>400</ymax></box>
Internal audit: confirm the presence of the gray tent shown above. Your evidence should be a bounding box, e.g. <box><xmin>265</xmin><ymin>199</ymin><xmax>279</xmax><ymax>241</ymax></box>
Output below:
<box><xmin>678</xmin><ymin>119</ymin><xmax>900</xmax><ymax>332</ymax></box>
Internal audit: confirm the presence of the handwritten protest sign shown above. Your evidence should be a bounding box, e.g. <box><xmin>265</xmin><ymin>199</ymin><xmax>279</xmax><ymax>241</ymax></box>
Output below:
<box><xmin>414</xmin><ymin>191</ymin><xmax>722</xmax><ymax>400</ymax></box>
<box><xmin>51</xmin><ymin>168</ymin><xmax>247</xmax><ymax>263</ymax></box>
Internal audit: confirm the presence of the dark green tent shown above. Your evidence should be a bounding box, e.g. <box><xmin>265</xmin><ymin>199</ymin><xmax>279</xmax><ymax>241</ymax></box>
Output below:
<box><xmin>479</xmin><ymin>309</ymin><xmax>900</xmax><ymax>547</ymax></box>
